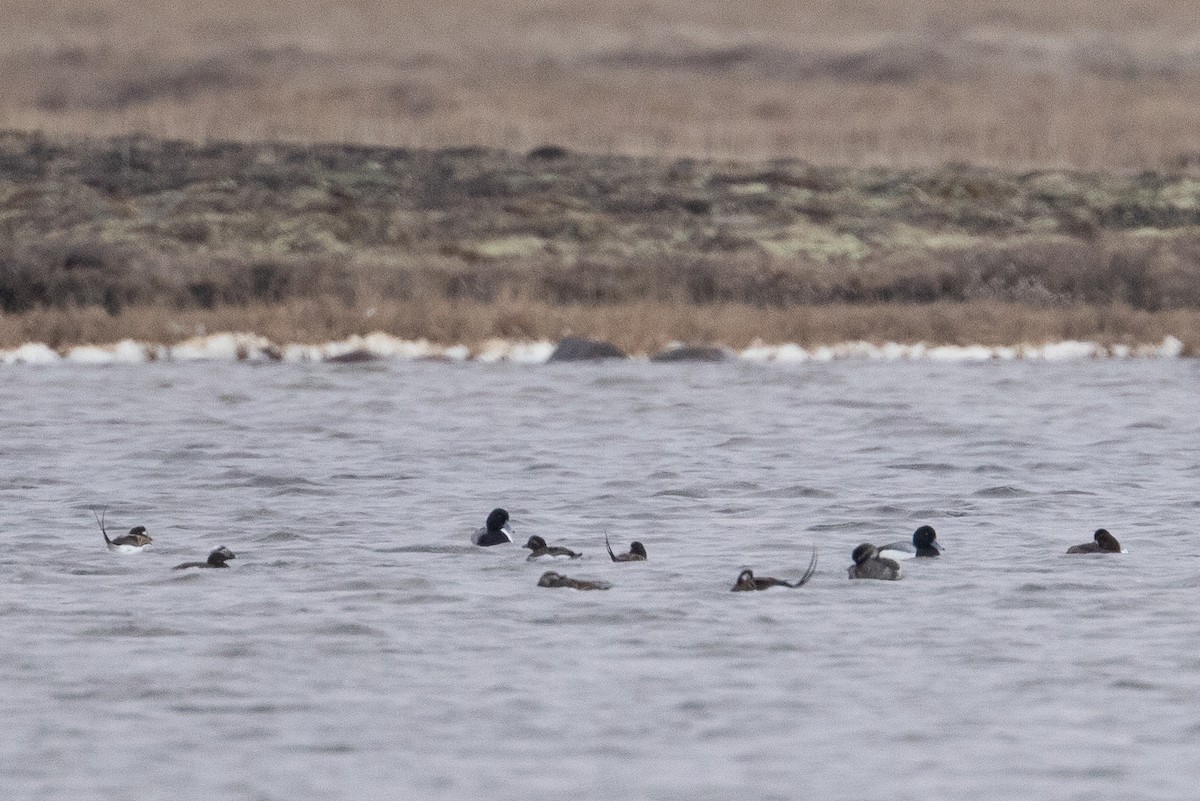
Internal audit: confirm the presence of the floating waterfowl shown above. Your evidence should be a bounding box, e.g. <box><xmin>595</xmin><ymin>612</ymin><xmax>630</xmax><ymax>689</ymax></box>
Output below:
<box><xmin>731</xmin><ymin>546</ymin><xmax>818</xmax><ymax>591</ymax></box>
<box><xmin>173</xmin><ymin>546</ymin><xmax>236</xmax><ymax>570</ymax></box>
<box><xmin>472</xmin><ymin>508</ymin><xmax>515</xmax><ymax>547</ymax></box>
<box><xmin>524</xmin><ymin>535</ymin><xmax>582</xmax><ymax>560</ymax></box>
<box><xmin>878</xmin><ymin>525</ymin><xmax>942</xmax><ymax>560</ymax></box>
<box><xmin>1066</xmin><ymin>528</ymin><xmax>1123</xmax><ymax>554</ymax></box>
<box><xmin>537</xmin><ymin>571</ymin><xmax>611</xmax><ymax>590</ymax></box>
<box><xmin>848</xmin><ymin>543</ymin><xmax>902</xmax><ymax>580</ymax></box>
<box><xmin>94</xmin><ymin>508</ymin><xmax>152</xmax><ymax>553</ymax></box>
<box><xmin>605</xmin><ymin>533</ymin><xmax>647</xmax><ymax>562</ymax></box>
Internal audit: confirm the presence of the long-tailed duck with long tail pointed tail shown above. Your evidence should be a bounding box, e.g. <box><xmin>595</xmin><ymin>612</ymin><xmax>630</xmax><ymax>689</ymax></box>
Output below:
<box><xmin>472</xmin><ymin>508</ymin><xmax>515</xmax><ymax>547</ymax></box>
<box><xmin>95</xmin><ymin>508</ymin><xmax>152</xmax><ymax>553</ymax></box>
<box><xmin>605</xmin><ymin>533</ymin><xmax>647</xmax><ymax>562</ymax></box>
<box><xmin>173</xmin><ymin>546</ymin><xmax>236</xmax><ymax>570</ymax></box>
<box><xmin>731</xmin><ymin>546</ymin><xmax>818</xmax><ymax>591</ymax></box>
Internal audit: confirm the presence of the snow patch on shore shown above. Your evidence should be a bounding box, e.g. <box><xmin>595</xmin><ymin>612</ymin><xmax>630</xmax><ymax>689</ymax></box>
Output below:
<box><xmin>1</xmin><ymin>334</ymin><xmax>1187</xmax><ymax>365</ymax></box>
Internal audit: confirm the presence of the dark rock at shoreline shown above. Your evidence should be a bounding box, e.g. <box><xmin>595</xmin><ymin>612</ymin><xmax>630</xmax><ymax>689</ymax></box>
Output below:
<box><xmin>527</xmin><ymin>144</ymin><xmax>570</xmax><ymax>160</ymax></box>
<box><xmin>326</xmin><ymin>348</ymin><xmax>381</xmax><ymax>363</ymax></box>
<box><xmin>650</xmin><ymin>344</ymin><xmax>731</xmax><ymax>362</ymax></box>
<box><xmin>548</xmin><ymin>337</ymin><xmax>627</xmax><ymax>362</ymax></box>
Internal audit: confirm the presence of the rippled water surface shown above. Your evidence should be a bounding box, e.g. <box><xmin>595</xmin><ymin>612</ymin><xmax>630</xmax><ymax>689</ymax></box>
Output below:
<box><xmin>2</xmin><ymin>360</ymin><xmax>1198</xmax><ymax>800</ymax></box>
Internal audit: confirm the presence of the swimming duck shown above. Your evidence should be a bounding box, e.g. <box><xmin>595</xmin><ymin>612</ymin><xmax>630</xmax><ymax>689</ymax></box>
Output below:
<box><xmin>1066</xmin><ymin>528</ymin><xmax>1123</xmax><ymax>554</ymax></box>
<box><xmin>731</xmin><ymin>546</ymin><xmax>818</xmax><ymax>591</ymax></box>
<box><xmin>471</xmin><ymin>508</ymin><xmax>515</xmax><ymax>546</ymax></box>
<box><xmin>537</xmin><ymin>571</ymin><xmax>611</xmax><ymax>591</ymax></box>
<box><xmin>173</xmin><ymin>546</ymin><xmax>236</xmax><ymax>570</ymax></box>
<box><xmin>848</xmin><ymin>543</ymin><xmax>902</xmax><ymax>580</ymax></box>
<box><xmin>95</xmin><ymin>508</ymin><xmax>153</xmax><ymax>553</ymax></box>
<box><xmin>524</xmin><ymin>535</ymin><xmax>582</xmax><ymax>560</ymax></box>
<box><xmin>878</xmin><ymin>525</ymin><xmax>942</xmax><ymax>560</ymax></box>
<box><xmin>605</xmin><ymin>533</ymin><xmax>647</xmax><ymax>562</ymax></box>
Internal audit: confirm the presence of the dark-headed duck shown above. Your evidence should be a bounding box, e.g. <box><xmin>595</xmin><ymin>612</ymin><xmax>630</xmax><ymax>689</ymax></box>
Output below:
<box><xmin>173</xmin><ymin>546</ymin><xmax>236</xmax><ymax>570</ymax></box>
<box><xmin>95</xmin><ymin>508</ymin><xmax>152</xmax><ymax>553</ymax></box>
<box><xmin>524</xmin><ymin>535</ymin><xmax>582</xmax><ymax>560</ymax></box>
<box><xmin>878</xmin><ymin>525</ymin><xmax>942</xmax><ymax>560</ymax></box>
<box><xmin>472</xmin><ymin>508</ymin><xmax>514</xmax><ymax>547</ymax></box>
<box><xmin>848</xmin><ymin>543</ymin><xmax>902</xmax><ymax>580</ymax></box>
<box><xmin>605</xmin><ymin>533</ymin><xmax>647</xmax><ymax>562</ymax></box>
<box><xmin>731</xmin><ymin>546</ymin><xmax>818</xmax><ymax>591</ymax></box>
<box><xmin>537</xmin><ymin>571</ymin><xmax>611</xmax><ymax>591</ymax></box>
<box><xmin>1066</xmin><ymin>528</ymin><xmax>1123</xmax><ymax>554</ymax></box>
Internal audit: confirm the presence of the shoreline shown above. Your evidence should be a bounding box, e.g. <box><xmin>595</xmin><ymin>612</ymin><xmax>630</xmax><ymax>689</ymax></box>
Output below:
<box><xmin>3</xmin><ymin>299</ymin><xmax>1199</xmax><ymax>358</ymax></box>
<box><xmin>3</xmin><ymin>300</ymin><xmax>1199</xmax><ymax>362</ymax></box>
<box><xmin>5</xmin><ymin>132</ymin><xmax>1200</xmax><ymax>356</ymax></box>
<box><xmin>1</xmin><ymin>329</ymin><xmax>1188</xmax><ymax>367</ymax></box>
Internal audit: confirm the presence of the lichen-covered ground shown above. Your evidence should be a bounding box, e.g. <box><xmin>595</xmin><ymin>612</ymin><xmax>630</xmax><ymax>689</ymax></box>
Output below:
<box><xmin>2</xmin><ymin>131</ymin><xmax>1199</xmax><ymax>351</ymax></box>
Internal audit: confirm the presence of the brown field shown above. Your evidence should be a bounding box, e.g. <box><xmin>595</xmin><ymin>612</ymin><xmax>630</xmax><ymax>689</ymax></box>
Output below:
<box><xmin>4</xmin><ymin>5</ymin><xmax>1200</xmax><ymax>352</ymax></box>
<box><xmin>3</xmin><ymin>299</ymin><xmax>1198</xmax><ymax>357</ymax></box>
<box><xmin>4</xmin><ymin>0</ymin><xmax>1200</xmax><ymax>170</ymax></box>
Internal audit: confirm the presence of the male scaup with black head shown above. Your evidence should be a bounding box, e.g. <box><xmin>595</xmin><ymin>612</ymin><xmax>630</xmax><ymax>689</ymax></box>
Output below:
<box><xmin>524</xmin><ymin>535</ymin><xmax>582</xmax><ymax>560</ymax></box>
<box><xmin>537</xmin><ymin>571</ymin><xmax>611</xmax><ymax>590</ymax></box>
<box><xmin>472</xmin><ymin>508</ymin><xmax>515</xmax><ymax>546</ymax></box>
<box><xmin>848</xmin><ymin>543</ymin><xmax>902</xmax><ymax>580</ymax></box>
<box><xmin>878</xmin><ymin>525</ymin><xmax>942</xmax><ymax>560</ymax></box>
<box><xmin>605</xmin><ymin>533</ymin><xmax>647</xmax><ymax>562</ymax></box>
<box><xmin>94</xmin><ymin>508</ymin><xmax>153</xmax><ymax>553</ymax></box>
<box><xmin>731</xmin><ymin>546</ymin><xmax>818</xmax><ymax>591</ymax></box>
<box><xmin>173</xmin><ymin>546</ymin><xmax>236</xmax><ymax>570</ymax></box>
<box><xmin>1066</xmin><ymin>528</ymin><xmax>1124</xmax><ymax>554</ymax></box>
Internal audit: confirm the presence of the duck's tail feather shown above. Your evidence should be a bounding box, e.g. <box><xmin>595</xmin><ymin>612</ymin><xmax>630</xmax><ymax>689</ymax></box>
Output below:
<box><xmin>794</xmin><ymin>545</ymin><xmax>819</xmax><ymax>587</ymax></box>
<box><xmin>94</xmin><ymin>507</ymin><xmax>112</xmax><ymax>546</ymax></box>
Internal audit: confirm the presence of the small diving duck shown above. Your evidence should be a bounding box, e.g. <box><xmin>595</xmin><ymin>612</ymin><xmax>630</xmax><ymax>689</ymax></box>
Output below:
<box><xmin>173</xmin><ymin>546</ymin><xmax>236</xmax><ymax>570</ymax></box>
<box><xmin>472</xmin><ymin>508</ymin><xmax>515</xmax><ymax>547</ymax></box>
<box><xmin>878</xmin><ymin>525</ymin><xmax>942</xmax><ymax>560</ymax></box>
<box><xmin>848</xmin><ymin>543</ymin><xmax>902</xmax><ymax>580</ymax></box>
<box><xmin>537</xmin><ymin>571</ymin><xmax>611</xmax><ymax>591</ymax></box>
<box><xmin>605</xmin><ymin>533</ymin><xmax>647</xmax><ymax>562</ymax></box>
<box><xmin>524</xmin><ymin>535</ymin><xmax>582</xmax><ymax>561</ymax></box>
<box><xmin>731</xmin><ymin>546</ymin><xmax>818</xmax><ymax>591</ymax></box>
<box><xmin>95</xmin><ymin>508</ymin><xmax>153</xmax><ymax>553</ymax></box>
<box><xmin>1066</xmin><ymin>528</ymin><xmax>1123</xmax><ymax>554</ymax></box>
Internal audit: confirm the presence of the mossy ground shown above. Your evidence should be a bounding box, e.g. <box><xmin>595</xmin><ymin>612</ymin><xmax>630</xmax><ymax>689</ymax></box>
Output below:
<box><xmin>2</xmin><ymin>131</ymin><xmax>1200</xmax><ymax>351</ymax></box>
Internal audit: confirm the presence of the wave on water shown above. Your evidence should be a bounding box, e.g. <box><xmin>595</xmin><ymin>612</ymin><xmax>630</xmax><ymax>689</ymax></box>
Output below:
<box><xmin>0</xmin><ymin>332</ymin><xmax>1187</xmax><ymax>366</ymax></box>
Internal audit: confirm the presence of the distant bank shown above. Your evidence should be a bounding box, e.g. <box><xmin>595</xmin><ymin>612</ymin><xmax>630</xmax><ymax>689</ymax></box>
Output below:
<box><xmin>2</xmin><ymin>131</ymin><xmax>1199</xmax><ymax>353</ymax></box>
<box><xmin>0</xmin><ymin>332</ymin><xmax>1188</xmax><ymax>366</ymax></box>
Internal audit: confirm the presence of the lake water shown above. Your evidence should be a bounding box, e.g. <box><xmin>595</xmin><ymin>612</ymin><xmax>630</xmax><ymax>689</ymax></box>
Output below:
<box><xmin>1</xmin><ymin>359</ymin><xmax>1198</xmax><ymax>800</ymax></box>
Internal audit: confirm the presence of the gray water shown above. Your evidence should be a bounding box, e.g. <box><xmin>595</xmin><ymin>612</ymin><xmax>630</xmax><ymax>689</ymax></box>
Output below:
<box><xmin>1</xmin><ymin>360</ymin><xmax>1198</xmax><ymax>800</ymax></box>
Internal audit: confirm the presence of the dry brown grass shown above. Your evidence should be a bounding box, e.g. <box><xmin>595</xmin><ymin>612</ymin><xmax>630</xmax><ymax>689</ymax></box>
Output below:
<box><xmin>4</xmin><ymin>132</ymin><xmax>1200</xmax><ymax>351</ymax></box>
<box><xmin>5</xmin><ymin>1</ymin><xmax>1200</xmax><ymax>169</ymax></box>
<box><xmin>3</xmin><ymin>299</ymin><xmax>1198</xmax><ymax>355</ymax></box>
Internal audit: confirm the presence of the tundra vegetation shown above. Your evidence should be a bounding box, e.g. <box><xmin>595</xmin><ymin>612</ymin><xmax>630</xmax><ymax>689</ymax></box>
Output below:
<box><xmin>3</xmin><ymin>0</ymin><xmax>1200</xmax><ymax>352</ymax></box>
<box><xmin>2</xmin><ymin>132</ymin><xmax>1199</xmax><ymax>352</ymax></box>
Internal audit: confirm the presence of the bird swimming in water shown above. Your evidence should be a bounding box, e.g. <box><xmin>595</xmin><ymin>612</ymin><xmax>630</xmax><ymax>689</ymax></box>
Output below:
<box><xmin>173</xmin><ymin>546</ymin><xmax>236</xmax><ymax>570</ymax></box>
<box><xmin>1066</xmin><ymin>528</ymin><xmax>1123</xmax><ymax>554</ymax></box>
<box><xmin>605</xmin><ymin>533</ymin><xmax>647</xmax><ymax>562</ymax></box>
<box><xmin>878</xmin><ymin>525</ymin><xmax>942</xmax><ymax>560</ymax></box>
<box><xmin>472</xmin><ymin>508</ymin><xmax>515</xmax><ymax>546</ymax></box>
<box><xmin>524</xmin><ymin>535</ymin><xmax>582</xmax><ymax>560</ymax></box>
<box><xmin>94</xmin><ymin>508</ymin><xmax>153</xmax><ymax>553</ymax></box>
<box><xmin>731</xmin><ymin>546</ymin><xmax>818</xmax><ymax>591</ymax></box>
<box><xmin>848</xmin><ymin>543</ymin><xmax>902</xmax><ymax>580</ymax></box>
<box><xmin>537</xmin><ymin>571</ymin><xmax>611</xmax><ymax>590</ymax></box>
